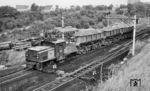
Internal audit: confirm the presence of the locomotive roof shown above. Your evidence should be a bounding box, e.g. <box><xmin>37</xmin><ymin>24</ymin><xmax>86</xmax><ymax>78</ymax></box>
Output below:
<box><xmin>28</xmin><ymin>46</ymin><xmax>53</xmax><ymax>51</ymax></box>
<box><xmin>75</xmin><ymin>28</ymin><xmax>103</xmax><ymax>36</ymax></box>
<box><xmin>54</xmin><ymin>26</ymin><xmax>77</xmax><ymax>33</ymax></box>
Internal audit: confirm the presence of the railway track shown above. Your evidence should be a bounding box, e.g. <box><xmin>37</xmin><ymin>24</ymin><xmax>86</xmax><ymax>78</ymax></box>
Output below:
<box><xmin>0</xmin><ymin>25</ymin><xmax>148</xmax><ymax>90</ymax></box>
<box><xmin>25</xmin><ymin>39</ymin><xmax>130</xmax><ymax>91</ymax></box>
<box><xmin>31</xmin><ymin>45</ymin><xmax>129</xmax><ymax>91</ymax></box>
<box><xmin>0</xmin><ymin>65</ymin><xmax>25</xmax><ymax>77</ymax></box>
<box><xmin>0</xmin><ymin>69</ymin><xmax>31</xmax><ymax>85</ymax></box>
<box><xmin>28</xmin><ymin>27</ymin><xmax>150</xmax><ymax>91</ymax></box>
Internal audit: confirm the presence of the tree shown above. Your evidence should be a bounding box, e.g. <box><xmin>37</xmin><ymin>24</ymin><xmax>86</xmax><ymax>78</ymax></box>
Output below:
<box><xmin>0</xmin><ymin>6</ymin><xmax>19</xmax><ymax>18</ymax></box>
<box><xmin>5</xmin><ymin>19</ymin><xmax>16</xmax><ymax>29</ymax></box>
<box><xmin>120</xmin><ymin>4</ymin><xmax>127</xmax><ymax>9</ymax></box>
<box><xmin>127</xmin><ymin>3</ymin><xmax>146</xmax><ymax>16</ymax></box>
<box><xmin>115</xmin><ymin>8</ymin><xmax>124</xmax><ymax>15</ymax></box>
<box><xmin>75</xmin><ymin>6</ymin><xmax>81</xmax><ymax>11</ymax></box>
<box><xmin>95</xmin><ymin>5</ymin><xmax>107</xmax><ymax>10</ymax></box>
<box><xmin>29</xmin><ymin>12</ymin><xmax>43</xmax><ymax>21</ymax></box>
<box><xmin>83</xmin><ymin>5</ymin><xmax>93</xmax><ymax>10</ymax></box>
<box><xmin>80</xmin><ymin>16</ymin><xmax>90</xmax><ymax>28</ymax></box>
<box><xmin>135</xmin><ymin>2</ymin><xmax>146</xmax><ymax>16</ymax></box>
<box><xmin>31</xmin><ymin>3</ymin><xmax>39</xmax><ymax>11</ymax></box>
<box><xmin>108</xmin><ymin>4</ymin><xmax>113</xmax><ymax>10</ymax></box>
<box><xmin>70</xmin><ymin>5</ymin><xmax>75</xmax><ymax>10</ymax></box>
<box><xmin>55</xmin><ymin>5</ymin><xmax>59</xmax><ymax>11</ymax></box>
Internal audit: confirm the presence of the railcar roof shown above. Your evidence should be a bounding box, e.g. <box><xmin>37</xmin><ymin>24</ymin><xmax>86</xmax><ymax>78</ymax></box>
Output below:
<box><xmin>103</xmin><ymin>25</ymin><xmax>118</xmax><ymax>31</ymax></box>
<box><xmin>75</xmin><ymin>28</ymin><xmax>103</xmax><ymax>36</ymax></box>
<box><xmin>118</xmin><ymin>23</ymin><xmax>132</xmax><ymax>28</ymax></box>
<box><xmin>28</xmin><ymin>46</ymin><xmax>53</xmax><ymax>51</ymax></box>
<box><xmin>54</xmin><ymin>26</ymin><xmax>78</xmax><ymax>33</ymax></box>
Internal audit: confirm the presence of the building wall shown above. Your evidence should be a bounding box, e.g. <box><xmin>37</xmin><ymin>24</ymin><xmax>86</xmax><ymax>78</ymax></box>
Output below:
<box><xmin>16</xmin><ymin>5</ymin><xmax>30</xmax><ymax>12</ymax></box>
<box><xmin>128</xmin><ymin>0</ymin><xmax>140</xmax><ymax>4</ymax></box>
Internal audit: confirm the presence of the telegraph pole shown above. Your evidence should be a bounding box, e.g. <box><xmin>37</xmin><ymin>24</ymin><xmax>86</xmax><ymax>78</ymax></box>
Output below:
<box><xmin>61</xmin><ymin>16</ymin><xmax>64</xmax><ymax>28</ymax></box>
<box><xmin>105</xmin><ymin>15</ymin><xmax>137</xmax><ymax>56</ymax></box>
<box><xmin>61</xmin><ymin>16</ymin><xmax>65</xmax><ymax>40</ymax></box>
<box><xmin>132</xmin><ymin>15</ymin><xmax>136</xmax><ymax>56</ymax></box>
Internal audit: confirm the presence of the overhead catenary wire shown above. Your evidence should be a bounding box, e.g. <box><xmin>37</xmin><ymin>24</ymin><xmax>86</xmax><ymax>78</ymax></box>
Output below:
<box><xmin>105</xmin><ymin>15</ymin><xmax>138</xmax><ymax>56</ymax></box>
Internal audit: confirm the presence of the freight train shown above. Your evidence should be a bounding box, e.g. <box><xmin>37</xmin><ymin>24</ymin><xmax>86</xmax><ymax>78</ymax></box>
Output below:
<box><xmin>25</xmin><ymin>23</ymin><xmax>134</xmax><ymax>71</ymax></box>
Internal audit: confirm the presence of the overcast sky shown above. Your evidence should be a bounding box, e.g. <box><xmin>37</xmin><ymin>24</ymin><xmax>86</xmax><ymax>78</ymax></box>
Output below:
<box><xmin>0</xmin><ymin>0</ymin><xmax>150</xmax><ymax>8</ymax></box>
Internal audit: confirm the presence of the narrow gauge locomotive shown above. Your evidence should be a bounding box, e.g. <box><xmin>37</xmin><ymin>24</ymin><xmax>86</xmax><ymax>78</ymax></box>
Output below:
<box><xmin>25</xmin><ymin>23</ymin><xmax>133</xmax><ymax>71</ymax></box>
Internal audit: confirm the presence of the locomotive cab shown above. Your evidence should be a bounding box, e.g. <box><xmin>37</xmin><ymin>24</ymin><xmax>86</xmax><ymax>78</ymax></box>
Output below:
<box><xmin>41</xmin><ymin>39</ymin><xmax>66</xmax><ymax>61</ymax></box>
<box><xmin>26</xmin><ymin>46</ymin><xmax>55</xmax><ymax>70</ymax></box>
<box><xmin>51</xmin><ymin>39</ymin><xmax>66</xmax><ymax>61</ymax></box>
<box><xmin>26</xmin><ymin>39</ymin><xmax>66</xmax><ymax>70</ymax></box>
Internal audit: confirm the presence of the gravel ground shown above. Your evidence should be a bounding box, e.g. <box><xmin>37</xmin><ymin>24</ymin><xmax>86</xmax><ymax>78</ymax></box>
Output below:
<box><xmin>0</xmin><ymin>70</ymin><xmax>57</xmax><ymax>91</ymax></box>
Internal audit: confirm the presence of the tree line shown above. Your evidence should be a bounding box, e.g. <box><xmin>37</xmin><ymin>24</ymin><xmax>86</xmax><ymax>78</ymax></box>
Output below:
<box><xmin>0</xmin><ymin>2</ymin><xmax>150</xmax><ymax>34</ymax></box>
<box><xmin>116</xmin><ymin>2</ymin><xmax>150</xmax><ymax>17</ymax></box>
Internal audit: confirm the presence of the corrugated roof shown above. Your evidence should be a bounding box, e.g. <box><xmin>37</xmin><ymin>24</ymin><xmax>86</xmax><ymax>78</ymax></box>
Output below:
<box><xmin>75</xmin><ymin>28</ymin><xmax>103</xmax><ymax>36</ymax></box>
<box><xmin>28</xmin><ymin>46</ymin><xmax>52</xmax><ymax>51</ymax></box>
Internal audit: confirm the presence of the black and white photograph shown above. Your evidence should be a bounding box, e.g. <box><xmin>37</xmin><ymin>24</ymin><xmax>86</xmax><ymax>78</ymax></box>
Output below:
<box><xmin>0</xmin><ymin>0</ymin><xmax>150</xmax><ymax>91</ymax></box>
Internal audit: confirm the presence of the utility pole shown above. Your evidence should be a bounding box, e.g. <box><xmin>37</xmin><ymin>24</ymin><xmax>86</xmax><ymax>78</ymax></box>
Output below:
<box><xmin>105</xmin><ymin>15</ymin><xmax>137</xmax><ymax>56</ymax></box>
<box><xmin>61</xmin><ymin>16</ymin><xmax>65</xmax><ymax>40</ymax></box>
<box><xmin>132</xmin><ymin>15</ymin><xmax>136</xmax><ymax>56</ymax></box>
<box><xmin>61</xmin><ymin>16</ymin><xmax>64</xmax><ymax>28</ymax></box>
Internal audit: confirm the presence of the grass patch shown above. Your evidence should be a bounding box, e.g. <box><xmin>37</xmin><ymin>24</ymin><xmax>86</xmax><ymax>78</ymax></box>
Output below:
<box><xmin>94</xmin><ymin>39</ymin><xmax>150</xmax><ymax>91</ymax></box>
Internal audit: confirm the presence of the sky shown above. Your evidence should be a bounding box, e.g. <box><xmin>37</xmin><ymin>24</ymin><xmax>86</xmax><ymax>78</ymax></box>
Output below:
<box><xmin>0</xmin><ymin>0</ymin><xmax>150</xmax><ymax>8</ymax></box>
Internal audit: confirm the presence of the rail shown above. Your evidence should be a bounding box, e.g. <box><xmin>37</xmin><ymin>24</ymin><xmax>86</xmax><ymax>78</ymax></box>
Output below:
<box><xmin>29</xmin><ymin>25</ymin><xmax>150</xmax><ymax>91</ymax></box>
<box><xmin>32</xmin><ymin>46</ymin><xmax>128</xmax><ymax>91</ymax></box>
<box><xmin>0</xmin><ymin>68</ymin><xmax>31</xmax><ymax>85</ymax></box>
